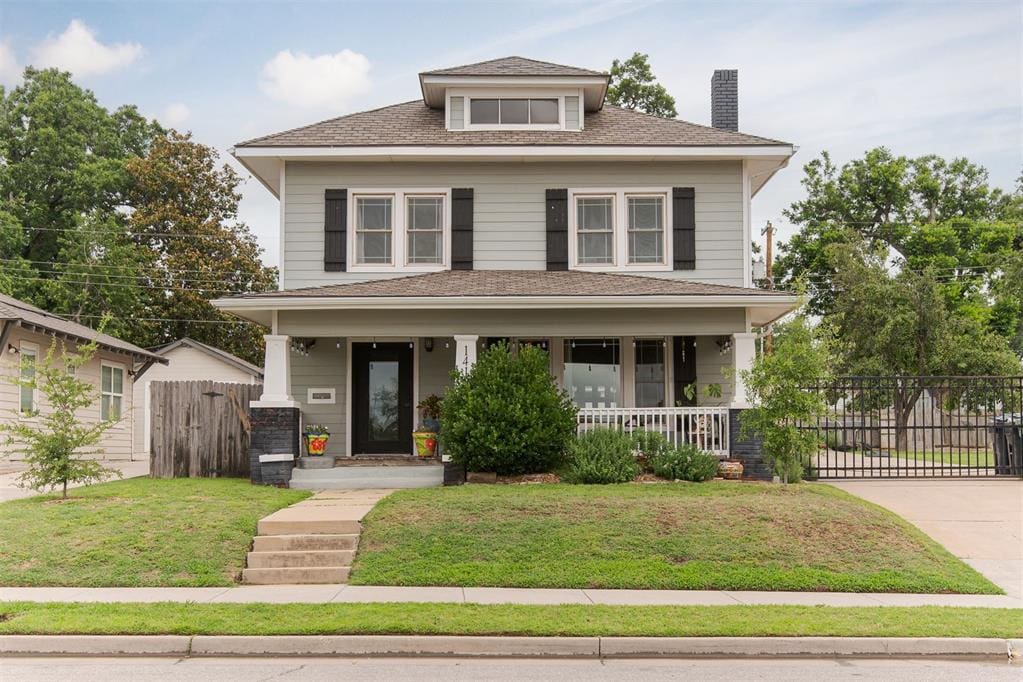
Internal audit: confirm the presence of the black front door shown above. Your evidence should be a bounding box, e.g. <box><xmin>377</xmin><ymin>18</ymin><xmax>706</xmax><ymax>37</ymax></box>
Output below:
<box><xmin>352</xmin><ymin>343</ymin><xmax>414</xmax><ymax>454</ymax></box>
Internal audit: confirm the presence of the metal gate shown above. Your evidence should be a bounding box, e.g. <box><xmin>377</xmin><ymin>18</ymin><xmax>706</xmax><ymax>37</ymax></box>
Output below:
<box><xmin>801</xmin><ymin>376</ymin><xmax>1023</xmax><ymax>479</ymax></box>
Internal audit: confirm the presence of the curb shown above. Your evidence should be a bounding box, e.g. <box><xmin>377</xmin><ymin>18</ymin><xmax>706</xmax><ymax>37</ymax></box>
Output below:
<box><xmin>1</xmin><ymin>635</ymin><xmax>1019</xmax><ymax>659</ymax></box>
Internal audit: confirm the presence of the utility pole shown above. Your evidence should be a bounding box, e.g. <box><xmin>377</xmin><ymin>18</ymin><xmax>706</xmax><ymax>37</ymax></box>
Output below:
<box><xmin>762</xmin><ymin>220</ymin><xmax>774</xmax><ymax>354</ymax></box>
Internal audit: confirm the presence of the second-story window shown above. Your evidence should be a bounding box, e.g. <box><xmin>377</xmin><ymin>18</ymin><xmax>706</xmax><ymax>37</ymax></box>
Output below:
<box><xmin>627</xmin><ymin>195</ymin><xmax>665</xmax><ymax>264</ymax></box>
<box><xmin>576</xmin><ymin>196</ymin><xmax>614</xmax><ymax>265</ymax></box>
<box><xmin>355</xmin><ymin>196</ymin><xmax>393</xmax><ymax>265</ymax></box>
<box><xmin>407</xmin><ymin>196</ymin><xmax>444</xmax><ymax>265</ymax></box>
<box><xmin>350</xmin><ymin>190</ymin><xmax>449</xmax><ymax>270</ymax></box>
<box><xmin>569</xmin><ymin>189</ymin><xmax>671</xmax><ymax>271</ymax></box>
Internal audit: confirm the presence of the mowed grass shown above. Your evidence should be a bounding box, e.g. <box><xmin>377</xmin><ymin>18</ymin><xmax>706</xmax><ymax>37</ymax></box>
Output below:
<box><xmin>0</xmin><ymin>602</ymin><xmax>1019</xmax><ymax>638</ymax></box>
<box><xmin>0</xmin><ymin>478</ymin><xmax>309</xmax><ymax>587</ymax></box>
<box><xmin>351</xmin><ymin>482</ymin><xmax>999</xmax><ymax>594</ymax></box>
<box><xmin>898</xmin><ymin>450</ymin><xmax>996</xmax><ymax>467</ymax></box>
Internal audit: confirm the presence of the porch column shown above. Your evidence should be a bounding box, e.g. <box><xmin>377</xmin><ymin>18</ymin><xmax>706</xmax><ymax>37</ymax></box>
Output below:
<box><xmin>253</xmin><ymin>334</ymin><xmax>298</xmax><ymax>408</ymax></box>
<box><xmin>454</xmin><ymin>334</ymin><xmax>479</xmax><ymax>373</ymax></box>
<box><xmin>730</xmin><ymin>332</ymin><xmax>757</xmax><ymax>408</ymax></box>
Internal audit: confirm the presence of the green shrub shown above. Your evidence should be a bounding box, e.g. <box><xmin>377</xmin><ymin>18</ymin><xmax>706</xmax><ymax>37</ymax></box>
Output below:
<box><xmin>649</xmin><ymin>442</ymin><xmax>719</xmax><ymax>482</ymax></box>
<box><xmin>440</xmin><ymin>342</ymin><xmax>577</xmax><ymax>475</ymax></box>
<box><xmin>563</xmin><ymin>428</ymin><xmax>639</xmax><ymax>484</ymax></box>
<box><xmin>631</xmin><ymin>429</ymin><xmax>672</xmax><ymax>473</ymax></box>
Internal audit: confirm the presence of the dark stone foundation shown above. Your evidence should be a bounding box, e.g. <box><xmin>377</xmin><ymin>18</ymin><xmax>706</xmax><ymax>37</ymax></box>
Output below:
<box><xmin>250</xmin><ymin>406</ymin><xmax>300</xmax><ymax>486</ymax></box>
<box><xmin>728</xmin><ymin>408</ymin><xmax>770</xmax><ymax>481</ymax></box>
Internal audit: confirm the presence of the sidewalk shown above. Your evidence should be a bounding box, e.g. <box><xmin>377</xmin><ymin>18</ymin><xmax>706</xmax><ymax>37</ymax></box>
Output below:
<box><xmin>2</xmin><ymin>585</ymin><xmax>1019</xmax><ymax>608</ymax></box>
<box><xmin>0</xmin><ymin>460</ymin><xmax>149</xmax><ymax>502</ymax></box>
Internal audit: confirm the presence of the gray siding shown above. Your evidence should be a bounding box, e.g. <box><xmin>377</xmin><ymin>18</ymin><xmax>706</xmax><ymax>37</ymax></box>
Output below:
<box><xmin>419</xmin><ymin>338</ymin><xmax>456</xmax><ymax>401</ymax></box>
<box><xmin>448</xmin><ymin>96</ymin><xmax>464</xmax><ymax>130</ymax></box>
<box><xmin>694</xmin><ymin>339</ymin><xmax>734</xmax><ymax>406</ymax></box>
<box><xmin>291</xmin><ymin>341</ymin><xmax>347</xmax><ymax>454</ymax></box>
<box><xmin>282</xmin><ymin>160</ymin><xmax>744</xmax><ymax>288</ymax></box>
<box><xmin>564</xmin><ymin>96</ymin><xmax>580</xmax><ymax>130</ymax></box>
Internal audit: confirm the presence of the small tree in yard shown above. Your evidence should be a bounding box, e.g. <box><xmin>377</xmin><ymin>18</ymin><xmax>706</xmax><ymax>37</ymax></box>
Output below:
<box><xmin>741</xmin><ymin>316</ymin><xmax>831</xmax><ymax>483</ymax></box>
<box><xmin>1</xmin><ymin>339</ymin><xmax>119</xmax><ymax>498</ymax></box>
<box><xmin>441</xmin><ymin>342</ymin><xmax>577</xmax><ymax>475</ymax></box>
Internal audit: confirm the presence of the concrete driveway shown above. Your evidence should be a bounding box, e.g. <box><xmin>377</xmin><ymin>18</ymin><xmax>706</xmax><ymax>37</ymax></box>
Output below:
<box><xmin>0</xmin><ymin>460</ymin><xmax>150</xmax><ymax>502</ymax></box>
<box><xmin>830</xmin><ymin>480</ymin><xmax>1023</xmax><ymax>598</ymax></box>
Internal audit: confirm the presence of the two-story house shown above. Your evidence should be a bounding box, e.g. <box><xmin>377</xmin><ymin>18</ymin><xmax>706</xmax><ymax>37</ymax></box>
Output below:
<box><xmin>214</xmin><ymin>56</ymin><xmax>798</xmax><ymax>487</ymax></box>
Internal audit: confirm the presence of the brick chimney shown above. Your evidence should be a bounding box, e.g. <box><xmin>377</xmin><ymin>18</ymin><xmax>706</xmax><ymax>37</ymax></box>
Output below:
<box><xmin>711</xmin><ymin>70</ymin><xmax>738</xmax><ymax>132</ymax></box>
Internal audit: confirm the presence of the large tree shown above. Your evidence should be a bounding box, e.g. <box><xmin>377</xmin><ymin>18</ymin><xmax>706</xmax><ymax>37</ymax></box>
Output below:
<box><xmin>126</xmin><ymin>131</ymin><xmax>277</xmax><ymax>363</ymax></box>
<box><xmin>606</xmin><ymin>53</ymin><xmax>677</xmax><ymax>118</ymax></box>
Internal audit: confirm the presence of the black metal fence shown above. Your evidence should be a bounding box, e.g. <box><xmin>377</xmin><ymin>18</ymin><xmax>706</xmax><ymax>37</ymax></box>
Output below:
<box><xmin>800</xmin><ymin>376</ymin><xmax>1023</xmax><ymax>479</ymax></box>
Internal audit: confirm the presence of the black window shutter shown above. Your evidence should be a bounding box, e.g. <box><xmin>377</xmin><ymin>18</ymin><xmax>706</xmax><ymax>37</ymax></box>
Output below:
<box><xmin>546</xmin><ymin>188</ymin><xmax>568</xmax><ymax>271</ymax></box>
<box><xmin>673</xmin><ymin>187</ymin><xmax>695</xmax><ymax>270</ymax></box>
<box><xmin>324</xmin><ymin>189</ymin><xmax>347</xmax><ymax>272</ymax></box>
<box><xmin>451</xmin><ymin>188</ymin><xmax>474</xmax><ymax>270</ymax></box>
<box><xmin>673</xmin><ymin>336</ymin><xmax>697</xmax><ymax>406</ymax></box>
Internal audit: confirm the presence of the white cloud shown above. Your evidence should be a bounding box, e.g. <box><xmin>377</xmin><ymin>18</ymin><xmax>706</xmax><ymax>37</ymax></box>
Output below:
<box><xmin>259</xmin><ymin>48</ymin><xmax>371</xmax><ymax>110</ymax></box>
<box><xmin>31</xmin><ymin>19</ymin><xmax>143</xmax><ymax>77</ymax></box>
<box><xmin>162</xmin><ymin>102</ymin><xmax>191</xmax><ymax>127</ymax></box>
<box><xmin>0</xmin><ymin>41</ymin><xmax>20</xmax><ymax>84</ymax></box>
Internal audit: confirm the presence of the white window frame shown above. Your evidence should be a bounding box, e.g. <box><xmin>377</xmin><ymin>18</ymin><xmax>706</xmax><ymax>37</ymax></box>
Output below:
<box><xmin>19</xmin><ymin>341</ymin><xmax>39</xmax><ymax>417</ymax></box>
<box><xmin>100</xmin><ymin>360</ymin><xmax>126</xmax><ymax>425</ymax></box>
<box><xmin>568</xmin><ymin>188</ymin><xmax>672</xmax><ymax>272</ymax></box>
<box><xmin>448</xmin><ymin>88</ymin><xmax>577</xmax><ymax>132</ymax></box>
<box><xmin>347</xmin><ymin>189</ymin><xmax>451</xmax><ymax>273</ymax></box>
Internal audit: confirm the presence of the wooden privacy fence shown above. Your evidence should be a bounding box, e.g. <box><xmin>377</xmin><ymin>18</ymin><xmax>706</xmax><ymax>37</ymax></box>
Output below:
<box><xmin>150</xmin><ymin>380</ymin><xmax>262</xmax><ymax>478</ymax></box>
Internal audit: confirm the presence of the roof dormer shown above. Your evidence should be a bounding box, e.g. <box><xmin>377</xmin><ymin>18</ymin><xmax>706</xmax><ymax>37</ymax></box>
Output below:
<box><xmin>419</xmin><ymin>56</ymin><xmax>609</xmax><ymax>132</ymax></box>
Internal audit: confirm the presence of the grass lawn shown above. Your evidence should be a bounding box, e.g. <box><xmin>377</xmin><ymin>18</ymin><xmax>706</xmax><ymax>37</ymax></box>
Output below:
<box><xmin>351</xmin><ymin>482</ymin><xmax>999</xmax><ymax>594</ymax></box>
<box><xmin>0</xmin><ymin>478</ymin><xmax>309</xmax><ymax>587</ymax></box>
<box><xmin>896</xmin><ymin>451</ymin><xmax>995</xmax><ymax>467</ymax></box>
<box><xmin>0</xmin><ymin>602</ymin><xmax>1019</xmax><ymax>638</ymax></box>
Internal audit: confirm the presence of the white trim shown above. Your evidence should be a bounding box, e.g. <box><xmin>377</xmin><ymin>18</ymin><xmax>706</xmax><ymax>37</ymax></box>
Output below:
<box><xmin>568</xmin><ymin>188</ymin><xmax>672</xmax><ymax>272</ymax></box>
<box><xmin>18</xmin><ymin>340</ymin><xmax>39</xmax><ymax>417</ymax></box>
<box><xmin>742</xmin><ymin>160</ymin><xmax>753</xmax><ymax>288</ymax></box>
<box><xmin>251</xmin><ymin>398</ymin><xmax>301</xmax><ymax>409</ymax></box>
<box><xmin>422</xmin><ymin>75</ymin><xmax>609</xmax><ymax>87</ymax></box>
<box><xmin>347</xmin><ymin>188</ymin><xmax>451</xmax><ymax>273</ymax></box>
<box><xmin>143</xmin><ymin>382</ymin><xmax>151</xmax><ymax>456</ymax></box>
<box><xmin>345</xmin><ymin>338</ymin><xmax>352</xmax><ymax>458</ymax></box>
<box><xmin>456</xmin><ymin>90</ymin><xmax>568</xmax><ymax>132</ymax></box>
<box><xmin>100</xmin><ymin>360</ymin><xmax>126</xmax><ymax>426</ymax></box>
<box><xmin>258</xmin><ymin>453</ymin><xmax>294</xmax><ymax>463</ymax></box>
<box><xmin>278</xmin><ymin>161</ymin><xmax>286</xmax><ymax>290</ymax></box>
<box><xmin>233</xmin><ymin>145</ymin><xmax>796</xmax><ymax>160</ymax></box>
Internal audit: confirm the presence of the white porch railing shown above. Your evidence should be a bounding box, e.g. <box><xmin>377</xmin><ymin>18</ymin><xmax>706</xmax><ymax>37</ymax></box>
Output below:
<box><xmin>577</xmin><ymin>407</ymin><xmax>730</xmax><ymax>457</ymax></box>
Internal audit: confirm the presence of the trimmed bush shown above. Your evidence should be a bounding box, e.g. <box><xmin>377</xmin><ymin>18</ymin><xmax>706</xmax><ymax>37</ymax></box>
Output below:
<box><xmin>649</xmin><ymin>442</ymin><xmax>720</xmax><ymax>482</ymax></box>
<box><xmin>441</xmin><ymin>342</ymin><xmax>577</xmax><ymax>475</ymax></box>
<box><xmin>563</xmin><ymin>428</ymin><xmax>640</xmax><ymax>484</ymax></box>
<box><xmin>631</xmin><ymin>430</ymin><xmax>673</xmax><ymax>473</ymax></box>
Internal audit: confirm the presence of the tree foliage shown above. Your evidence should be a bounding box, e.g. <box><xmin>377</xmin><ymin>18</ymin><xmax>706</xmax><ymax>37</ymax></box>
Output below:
<box><xmin>606</xmin><ymin>53</ymin><xmax>677</xmax><ymax>119</ymax></box>
<box><xmin>0</xmin><ymin>337</ymin><xmax>120</xmax><ymax>498</ymax></box>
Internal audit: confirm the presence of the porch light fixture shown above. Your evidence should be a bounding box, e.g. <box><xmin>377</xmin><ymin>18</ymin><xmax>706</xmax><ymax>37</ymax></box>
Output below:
<box><xmin>424</xmin><ymin>338</ymin><xmax>434</xmax><ymax>352</ymax></box>
<box><xmin>716</xmin><ymin>336</ymin><xmax>733</xmax><ymax>355</ymax></box>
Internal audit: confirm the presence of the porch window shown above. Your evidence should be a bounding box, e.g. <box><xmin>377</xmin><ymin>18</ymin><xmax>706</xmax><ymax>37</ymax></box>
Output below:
<box><xmin>355</xmin><ymin>196</ymin><xmax>393</xmax><ymax>264</ymax></box>
<box><xmin>576</xmin><ymin>196</ymin><xmax>614</xmax><ymax>264</ymax></box>
<box><xmin>627</xmin><ymin>195</ymin><xmax>665</xmax><ymax>264</ymax></box>
<box><xmin>19</xmin><ymin>343</ymin><xmax>37</xmax><ymax>415</ymax></box>
<box><xmin>564</xmin><ymin>338</ymin><xmax>620</xmax><ymax>408</ymax></box>
<box><xmin>634</xmin><ymin>339</ymin><xmax>666</xmax><ymax>407</ymax></box>
<box><xmin>101</xmin><ymin>363</ymin><xmax>124</xmax><ymax>421</ymax></box>
<box><xmin>406</xmin><ymin>195</ymin><xmax>444</xmax><ymax>264</ymax></box>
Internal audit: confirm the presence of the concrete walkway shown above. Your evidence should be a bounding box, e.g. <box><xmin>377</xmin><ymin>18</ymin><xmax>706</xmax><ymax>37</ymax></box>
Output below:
<box><xmin>1</xmin><ymin>585</ymin><xmax>1019</xmax><ymax>608</ymax></box>
<box><xmin>830</xmin><ymin>480</ymin><xmax>1023</xmax><ymax>599</ymax></box>
<box><xmin>0</xmin><ymin>460</ymin><xmax>150</xmax><ymax>502</ymax></box>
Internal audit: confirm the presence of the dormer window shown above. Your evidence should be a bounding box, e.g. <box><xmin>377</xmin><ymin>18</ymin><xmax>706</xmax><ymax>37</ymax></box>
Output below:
<box><xmin>469</xmin><ymin>98</ymin><xmax>559</xmax><ymax>126</ymax></box>
<box><xmin>448</xmin><ymin>92</ymin><xmax>578</xmax><ymax>131</ymax></box>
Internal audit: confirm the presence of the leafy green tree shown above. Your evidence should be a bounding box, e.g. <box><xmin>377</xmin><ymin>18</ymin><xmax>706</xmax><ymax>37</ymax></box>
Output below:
<box><xmin>0</xmin><ymin>337</ymin><xmax>120</xmax><ymax>498</ymax></box>
<box><xmin>741</xmin><ymin>315</ymin><xmax>831</xmax><ymax>483</ymax></box>
<box><xmin>606</xmin><ymin>53</ymin><xmax>677</xmax><ymax>118</ymax></box>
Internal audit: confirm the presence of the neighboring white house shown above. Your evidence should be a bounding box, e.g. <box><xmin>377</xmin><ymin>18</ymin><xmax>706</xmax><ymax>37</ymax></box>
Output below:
<box><xmin>0</xmin><ymin>293</ymin><xmax>167</xmax><ymax>461</ymax></box>
<box><xmin>131</xmin><ymin>337</ymin><xmax>262</xmax><ymax>457</ymax></box>
<box><xmin>213</xmin><ymin>56</ymin><xmax>799</xmax><ymax>467</ymax></box>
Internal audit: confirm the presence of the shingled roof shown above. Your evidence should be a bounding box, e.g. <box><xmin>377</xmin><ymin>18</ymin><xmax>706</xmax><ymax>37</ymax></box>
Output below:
<box><xmin>420</xmin><ymin>56</ymin><xmax>607</xmax><ymax>78</ymax></box>
<box><xmin>227</xmin><ymin>270</ymin><xmax>791</xmax><ymax>300</ymax></box>
<box><xmin>0</xmin><ymin>293</ymin><xmax>166</xmax><ymax>363</ymax></box>
<box><xmin>236</xmin><ymin>101</ymin><xmax>788</xmax><ymax>148</ymax></box>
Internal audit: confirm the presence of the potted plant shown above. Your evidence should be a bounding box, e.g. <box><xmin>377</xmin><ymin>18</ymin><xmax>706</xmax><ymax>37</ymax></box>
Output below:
<box><xmin>303</xmin><ymin>424</ymin><xmax>330</xmax><ymax>456</ymax></box>
<box><xmin>413</xmin><ymin>394</ymin><xmax>442</xmax><ymax>458</ymax></box>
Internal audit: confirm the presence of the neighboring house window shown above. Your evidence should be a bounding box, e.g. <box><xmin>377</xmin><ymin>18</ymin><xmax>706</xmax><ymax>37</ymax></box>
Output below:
<box><xmin>355</xmin><ymin>195</ymin><xmax>394</xmax><ymax>265</ymax></box>
<box><xmin>350</xmin><ymin>190</ymin><xmax>450</xmax><ymax>271</ymax></box>
<box><xmin>468</xmin><ymin>98</ymin><xmax>560</xmax><ymax>127</ymax></box>
<box><xmin>576</xmin><ymin>196</ymin><xmax>615</xmax><ymax>265</ymax></box>
<box><xmin>406</xmin><ymin>196</ymin><xmax>444</xmax><ymax>265</ymax></box>
<box><xmin>634</xmin><ymin>339</ymin><xmax>667</xmax><ymax>408</ymax></box>
<box><xmin>570</xmin><ymin>189</ymin><xmax>671</xmax><ymax>271</ymax></box>
<box><xmin>19</xmin><ymin>343</ymin><xmax>37</xmax><ymax>415</ymax></box>
<box><xmin>563</xmin><ymin>338</ymin><xmax>620</xmax><ymax>408</ymax></box>
<box><xmin>101</xmin><ymin>363</ymin><xmax>124</xmax><ymax>421</ymax></box>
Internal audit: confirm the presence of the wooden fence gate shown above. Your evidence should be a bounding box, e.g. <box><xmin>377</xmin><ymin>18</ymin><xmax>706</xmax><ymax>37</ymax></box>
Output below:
<box><xmin>150</xmin><ymin>380</ymin><xmax>262</xmax><ymax>478</ymax></box>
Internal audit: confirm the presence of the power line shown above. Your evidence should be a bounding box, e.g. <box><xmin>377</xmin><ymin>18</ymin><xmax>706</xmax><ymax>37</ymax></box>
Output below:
<box><xmin>13</xmin><ymin>224</ymin><xmax>279</xmax><ymax>241</ymax></box>
<box><xmin>0</xmin><ymin>257</ymin><xmax>275</xmax><ymax>278</ymax></box>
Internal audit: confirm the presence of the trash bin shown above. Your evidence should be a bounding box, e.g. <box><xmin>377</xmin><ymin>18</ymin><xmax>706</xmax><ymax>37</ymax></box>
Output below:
<box><xmin>991</xmin><ymin>414</ymin><xmax>1023</xmax><ymax>476</ymax></box>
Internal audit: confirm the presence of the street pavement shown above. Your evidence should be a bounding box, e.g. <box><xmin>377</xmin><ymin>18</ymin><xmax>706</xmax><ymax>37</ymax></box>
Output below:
<box><xmin>1</xmin><ymin>656</ymin><xmax>1019</xmax><ymax>681</ymax></box>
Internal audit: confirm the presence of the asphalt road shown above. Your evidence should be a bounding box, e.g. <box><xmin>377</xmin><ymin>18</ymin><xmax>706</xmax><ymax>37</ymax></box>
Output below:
<box><xmin>1</xmin><ymin>657</ymin><xmax>1019</xmax><ymax>681</ymax></box>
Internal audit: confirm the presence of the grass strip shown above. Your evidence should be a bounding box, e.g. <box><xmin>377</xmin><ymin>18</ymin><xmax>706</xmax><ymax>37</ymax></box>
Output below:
<box><xmin>0</xmin><ymin>602</ymin><xmax>1020</xmax><ymax>639</ymax></box>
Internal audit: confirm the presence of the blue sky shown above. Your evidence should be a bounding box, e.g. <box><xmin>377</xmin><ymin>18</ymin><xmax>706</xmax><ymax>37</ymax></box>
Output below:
<box><xmin>1</xmin><ymin>0</ymin><xmax>1020</xmax><ymax>267</ymax></box>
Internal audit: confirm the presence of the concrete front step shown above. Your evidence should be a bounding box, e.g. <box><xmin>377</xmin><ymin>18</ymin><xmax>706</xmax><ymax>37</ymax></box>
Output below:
<box><xmin>246</xmin><ymin>549</ymin><xmax>355</xmax><ymax>568</ymax></box>
<box><xmin>252</xmin><ymin>534</ymin><xmax>359</xmax><ymax>552</ymax></box>
<box><xmin>241</xmin><ymin>567</ymin><xmax>350</xmax><ymax>585</ymax></box>
<box><xmin>257</xmin><ymin>517</ymin><xmax>361</xmax><ymax>536</ymax></box>
<box><xmin>290</xmin><ymin>464</ymin><xmax>444</xmax><ymax>490</ymax></box>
